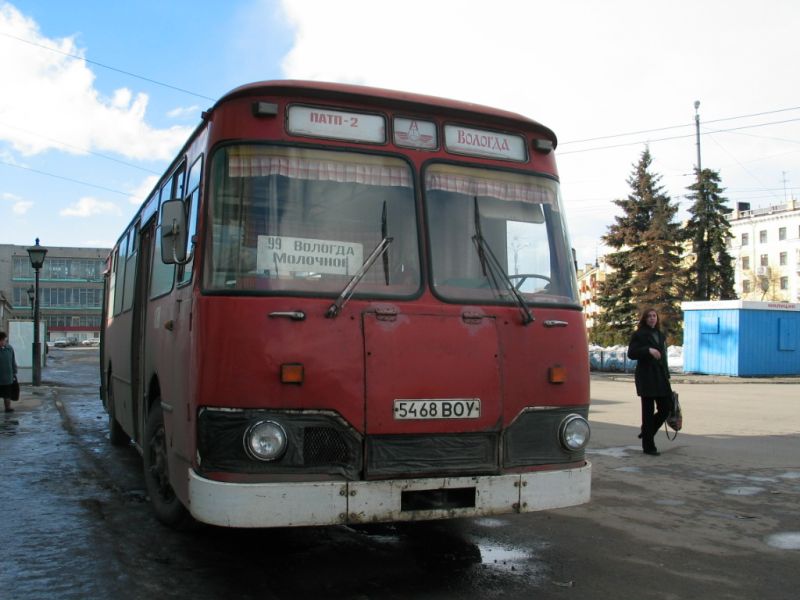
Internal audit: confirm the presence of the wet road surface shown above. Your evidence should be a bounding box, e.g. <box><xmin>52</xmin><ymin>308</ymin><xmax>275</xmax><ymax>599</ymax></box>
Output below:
<box><xmin>1</xmin><ymin>349</ymin><xmax>798</xmax><ymax>599</ymax></box>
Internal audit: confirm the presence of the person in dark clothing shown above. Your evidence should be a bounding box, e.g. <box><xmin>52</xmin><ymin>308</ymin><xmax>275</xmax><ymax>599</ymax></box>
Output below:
<box><xmin>0</xmin><ymin>331</ymin><xmax>19</xmax><ymax>413</ymax></box>
<box><xmin>627</xmin><ymin>308</ymin><xmax>672</xmax><ymax>456</ymax></box>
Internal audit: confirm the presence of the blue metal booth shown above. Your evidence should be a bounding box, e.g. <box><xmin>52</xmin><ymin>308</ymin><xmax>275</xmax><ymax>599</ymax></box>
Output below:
<box><xmin>682</xmin><ymin>300</ymin><xmax>800</xmax><ymax>376</ymax></box>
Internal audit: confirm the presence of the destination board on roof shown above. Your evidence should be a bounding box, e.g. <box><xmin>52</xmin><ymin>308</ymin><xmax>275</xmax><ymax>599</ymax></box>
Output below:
<box><xmin>288</xmin><ymin>106</ymin><xmax>385</xmax><ymax>143</ymax></box>
<box><xmin>444</xmin><ymin>125</ymin><xmax>526</xmax><ymax>161</ymax></box>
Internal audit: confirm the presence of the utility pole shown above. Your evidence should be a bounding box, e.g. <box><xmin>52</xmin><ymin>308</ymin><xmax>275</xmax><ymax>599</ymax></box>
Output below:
<box><xmin>694</xmin><ymin>100</ymin><xmax>702</xmax><ymax>176</ymax></box>
<box><xmin>782</xmin><ymin>171</ymin><xmax>788</xmax><ymax>203</ymax></box>
<box><xmin>693</xmin><ymin>100</ymin><xmax>709</xmax><ymax>300</ymax></box>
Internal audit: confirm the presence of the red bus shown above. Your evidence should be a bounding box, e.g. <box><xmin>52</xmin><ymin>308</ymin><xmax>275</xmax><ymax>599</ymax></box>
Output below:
<box><xmin>101</xmin><ymin>80</ymin><xmax>591</xmax><ymax>529</ymax></box>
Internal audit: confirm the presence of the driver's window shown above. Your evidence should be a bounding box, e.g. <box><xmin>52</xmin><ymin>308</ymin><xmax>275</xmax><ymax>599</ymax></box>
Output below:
<box><xmin>507</xmin><ymin>220</ymin><xmax>551</xmax><ymax>293</ymax></box>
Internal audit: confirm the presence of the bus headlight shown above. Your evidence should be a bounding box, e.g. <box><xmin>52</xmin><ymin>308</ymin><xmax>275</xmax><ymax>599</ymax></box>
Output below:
<box><xmin>559</xmin><ymin>414</ymin><xmax>590</xmax><ymax>452</ymax></box>
<box><xmin>244</xmin><ymin>420</ymin><xmax>287</xmax><ymax>461</ymax></box>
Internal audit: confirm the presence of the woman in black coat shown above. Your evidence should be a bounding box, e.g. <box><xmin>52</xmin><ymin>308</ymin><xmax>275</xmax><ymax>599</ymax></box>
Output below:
<box><xmin>627</xmin><ymin>308</ymin><xmax>672</xmax><ymax>456</ymax></box>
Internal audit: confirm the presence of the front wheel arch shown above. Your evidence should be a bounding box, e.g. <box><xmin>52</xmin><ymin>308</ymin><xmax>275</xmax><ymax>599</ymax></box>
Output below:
<box><xmin>142</xmin><ymin>400</ymin><xmax>194</xmax><ymax>530</ymax></box>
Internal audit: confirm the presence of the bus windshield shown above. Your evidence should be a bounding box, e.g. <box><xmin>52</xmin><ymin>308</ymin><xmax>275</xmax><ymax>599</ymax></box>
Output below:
<box><xmin>425</xmin><ymin>164</ymin><xmax>579</xmax><ymax>305</ymax></box>
<box><xmin>205</xmin><ymin>146</ymin><xmax>421</xmax><ymax>296</ymax></box>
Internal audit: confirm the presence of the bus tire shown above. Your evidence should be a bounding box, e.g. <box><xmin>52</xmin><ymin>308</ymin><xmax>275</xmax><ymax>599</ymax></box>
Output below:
<box><xmin>107</xmin><ymin>374</ymin><xmax>130</xmax><ymax>447</ymax></box>
<box><xmin>143</xmin><ymin>401</ymin><xmax>194</xmax><ymax>530</ymax></box>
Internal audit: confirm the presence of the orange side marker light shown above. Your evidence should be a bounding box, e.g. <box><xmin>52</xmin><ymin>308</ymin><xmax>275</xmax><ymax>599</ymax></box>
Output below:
<box><xmin>281</xmin><ymin>363</ymin><xmax>304</xmax><ymax>384</ymax></box>
<box><xmin>549</xmin><ymin>365</ymin><xmax>567</xmax><ymax>384</ymax></box>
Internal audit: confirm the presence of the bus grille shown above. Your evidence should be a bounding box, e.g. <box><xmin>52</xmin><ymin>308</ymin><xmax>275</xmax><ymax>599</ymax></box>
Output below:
<box><xmin>304</xmin><ymin>427</ymin><xmax>350</xmax><ymax>465</ymax></box>
<box><xmin>365</xmin><ymin>433</ymin><xmax>498</xmax><ymax>478</ymax></box>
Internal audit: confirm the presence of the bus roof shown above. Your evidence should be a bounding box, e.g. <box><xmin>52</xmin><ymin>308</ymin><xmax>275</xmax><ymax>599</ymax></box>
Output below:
<box><xmin>211</xmin><ymin>80</ymin><xmax>558</xmax><ymax>147</ymax></box>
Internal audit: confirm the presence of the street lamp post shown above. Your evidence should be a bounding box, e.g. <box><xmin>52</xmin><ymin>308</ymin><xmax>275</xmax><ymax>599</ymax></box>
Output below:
<box><xmin>26</xmin><ymin>239</ymin><xmax>48</xmax><ymax>386</ymax></box>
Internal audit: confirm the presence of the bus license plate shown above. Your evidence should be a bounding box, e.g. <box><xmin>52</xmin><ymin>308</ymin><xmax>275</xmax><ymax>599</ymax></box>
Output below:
<box><xmin>393</xmin><ymin>399</ymin><xmax>481</xmax><ymax>420</ymax></box>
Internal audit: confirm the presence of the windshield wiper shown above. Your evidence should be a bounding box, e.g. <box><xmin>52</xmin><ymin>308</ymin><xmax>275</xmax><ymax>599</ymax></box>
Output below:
<box><xmin>381</xmin><ymin>201</ymin><xmax>390</xmax><ymax>285</ymax></box>
<box><xmin>326</xmin><ymin>202</ymin><xmax>393</xmax><ymax>319</ymax></box>
<box><xmin>472</xmin><ymin>197</ymin><xmax>534</xmax><ymax>326</ymax></box>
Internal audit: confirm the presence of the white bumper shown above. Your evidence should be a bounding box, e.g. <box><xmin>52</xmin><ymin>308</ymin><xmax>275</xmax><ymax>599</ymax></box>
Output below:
<box><xmin>187</xmin><ymin>462</ymin><xmax>591</xmax><ymax>528</ymax></box>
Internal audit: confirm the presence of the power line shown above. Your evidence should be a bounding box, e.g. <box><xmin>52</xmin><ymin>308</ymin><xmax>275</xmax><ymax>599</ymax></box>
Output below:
<box><xmin>0</xmin><ymin>120</ymin><xmax>162</xmax><ymax>175</ymax></box>
<box><xmin>0</xmin><ymin>159</ymin><xmax>133</xmax><ymax>198</ymax></box>
<box><xmin>561</xmin><ymin>105</ymin><xmax>800</xmax><ymax>145</ymax></box>
<box><xmin>0</xmin><ymin>30</ymin><xmax>216</xmax><ymax>102</ymax></box>
<box><xmin>558</xmin><ymin>117</ymin><xmax>800</xmax><ymax>155</ymax></box>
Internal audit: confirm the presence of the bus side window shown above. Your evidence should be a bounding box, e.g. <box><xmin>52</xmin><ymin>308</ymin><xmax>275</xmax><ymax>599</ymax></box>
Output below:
<box><xmin>107</xmin><ymin>248</ymin><xmax>118</xmax><ymax>318</ymax></box>
<box><xmin>122</xmin><ymin>224</ymin><xmax>139</xmax><ymax>312</ymax></box>
<box><xmin>150</xmin><ymin>182</ymin><xmax>176</xmax><ymax>298</ymax></box>
<box><xmin>113</xmin><ymin>233</ymin><xmax>128</xmax><ymax>316</ymax></box>
<box><xmin>178</xmin><ymin>155</ymin><xmax>202</xmax><ymax>286</ymax></box>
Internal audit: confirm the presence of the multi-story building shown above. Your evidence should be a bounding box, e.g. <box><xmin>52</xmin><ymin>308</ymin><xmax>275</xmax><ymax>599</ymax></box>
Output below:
<box><xmin>0</xmin><ymin>290</ymin><xmax>13</xmax><ymax>335</ymax></box>
<box><xmin>726</xmin><ymin>200</ymin><xmax>800</xmax><ymax>303</ymax></box>
<box><xmin>0</xmin><ymin>244</ymin><xmax>110</xmax><ymax>343</ymax></box>
<box><xmin>576</xmin><ymin>256</ymin><xmax>612</xmax><ymax>331</ymax></box>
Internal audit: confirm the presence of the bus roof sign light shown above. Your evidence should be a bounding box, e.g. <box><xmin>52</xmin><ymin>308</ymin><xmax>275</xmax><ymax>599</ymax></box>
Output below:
<box><xmin>288</xmin><ymin>105</ymin><xmax>385</xmax><ymax>143</ymax></box>
<box><xmin>444</xmin><ymin>125</ymin><xmax>526</xmax><ymax>161</ymax></box>
<box><xmin>394</xmin><ymin>118</ymin><xmax>437</xmax><ymax>150</ymax></box>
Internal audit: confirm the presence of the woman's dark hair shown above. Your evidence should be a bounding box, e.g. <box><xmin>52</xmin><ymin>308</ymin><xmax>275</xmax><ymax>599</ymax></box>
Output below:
<box><xmin>637</xmin><ymin>308</ymin><xmax>660</xmax><ymax>330</ymax></box>
<box><xmin>0</xmin><ymin>331</ymin><xmax>7</xmax><ymax>341</ymax></box>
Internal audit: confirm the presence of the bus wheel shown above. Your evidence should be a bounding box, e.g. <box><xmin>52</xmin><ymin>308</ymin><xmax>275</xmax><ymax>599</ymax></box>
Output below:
<box><xmin>143</xmin><ymin>401</ymin><xmax>193</xmax><ymax>529</ymax></box>
<box><xmin>107</xmin><ymin>375</ymin><xmax>130</xmax><ymax>447</ymax></box>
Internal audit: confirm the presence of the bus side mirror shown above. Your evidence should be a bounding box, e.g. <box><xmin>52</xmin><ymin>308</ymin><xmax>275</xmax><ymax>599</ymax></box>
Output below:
<box><xmin>161</xmin><ymin>199</ymin><xmax>188</xmax><ymax>264</ymax></box>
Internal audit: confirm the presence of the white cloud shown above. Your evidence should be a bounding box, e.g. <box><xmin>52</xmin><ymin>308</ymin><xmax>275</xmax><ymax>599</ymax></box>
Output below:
<box><xmin>167</xmin><ymin>105</ymin><xmax>201</xmax><ymax>119</ymax></box>
<box><xmin>60</xmin><ymin>196</ymin><xmax>121</xmax><ymax>217</ymax></box>
<box><xmin>127</xmin><ymin>175</ymin><xmax>159</xmax><ymax>205</ymax></box>
<box><xmin>0</xmin><ymin>3</ymin><xmax>192</xmax><ymax>160</ymax></box>
<box><xmin>2</xmin><ymin>190</ymin><xmax>32</xmax><ymax>214</ymax></box>
<box><xmin>12</xmin><ymin>200</ymin><xmax>32</xmax><ymax>214</ymax></box>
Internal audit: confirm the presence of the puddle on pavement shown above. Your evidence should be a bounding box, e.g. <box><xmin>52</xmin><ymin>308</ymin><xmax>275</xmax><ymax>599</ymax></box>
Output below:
<box><xmin>473</xmin><ymin>518</ymin><xmax>506</xmax><ymax>529</ymax></box>
<box><xmin>721</xmin><ymin>486</ymin><xmax>765</xmax><ymax>496</ymax></box>
<box><xmin>779</xmin><ymin>471</ymin><xmax>800</xmax><ymax>480</ymax></box>
<box><xmin>588</xmin><ymin>446</ymin><xmax>638</xmax><ymax>458</ymax></box>
<box><xmin>478</xmin><ymin>542</ymin><xmax>533</xmax><ymax>574</ymax></box>
<box><xmin>654</xmin><ymin>498</ymin><xmax>685</xmax><ymax>506</ymax></box>
<box><xmin>0</xmin><ymin>417</ymin><xmax>19</xmax><ymax>436</ymax></box>
<box><xmin>614</xmin><ymin>466</ymin><xmax>642</xmax><ymax>473</ymax></box>
<box><xmin>765</xmin><ymin>532</ymin><xmax>800</xmax><ymax>550</ymax></box>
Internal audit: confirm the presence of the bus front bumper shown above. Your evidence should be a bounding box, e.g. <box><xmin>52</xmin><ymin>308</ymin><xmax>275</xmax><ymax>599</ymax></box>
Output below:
<box><xmin>187</xmin><ymin>462</ymin><xmax>591</xmax><ymax>528</ymax></box>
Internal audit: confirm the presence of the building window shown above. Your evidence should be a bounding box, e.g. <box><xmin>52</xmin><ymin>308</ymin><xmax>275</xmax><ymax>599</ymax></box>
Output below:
<box><xmin>759</xmin><ymin>230</ymin><xmax>767</xmax><ymax>243</ymax></box>
<box><xmin>760</xmin><ymin>254</ymin><xmax>768</xmax><ymax>267</ymax></box>
<box><xmin>779</xmin><ymin>227</ymin><xmax>786</xmax><ymax>241</ymax></box>
<box><xmin>780</xmin><ymin>277</ymin><xmax>788</xmax><ymax>290</ymax></box>
<box><xmin>742</xmin><ymin>256</ymin><xmax>750</xmax><ymax>270</ymax></box>
<box><xmin>780</xmin><ymin>252</ymin><xmax>787</xmax><ymax>266</ymax></box>
<box><xmin>741</xmin><ymin>232</ymin><xmax>749</xmax><ymax>246</ymax></box>
<box><xmin>12</xmin><ymin>256</ymin><xmax>105</xmax><ymax>280</ymax></box>
<box><xmin>743</xmin><ymin>280</ymin><xmax>751</xmax><ymax>293</ymax></box>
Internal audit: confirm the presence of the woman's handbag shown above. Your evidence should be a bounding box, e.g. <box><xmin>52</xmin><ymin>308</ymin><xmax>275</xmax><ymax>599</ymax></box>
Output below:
<box><xmin>10</xmin><ymin>377</ymin><xmax>20</xmax><ymax>401</ymax></box>
<box><xmin>665</xmin><ymin>391</ymin><xmax>682</xmax><ymax>440</ymax></box>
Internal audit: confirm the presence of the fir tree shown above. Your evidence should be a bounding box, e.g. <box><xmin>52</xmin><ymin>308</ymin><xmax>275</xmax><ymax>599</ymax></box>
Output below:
<box><xmin>683</xmin><ymin>168</ymin><xmax>736</xmax><ymax>300</ymax></box>
<box><xmin>633</xmin><ymin>193</ymin><xmax>684</xmax><ymax>341</ymax></box>
<box><xmin>593</xmin><ymin>148</ymin><xmax>684</xmax><ymax>345</ymax></box>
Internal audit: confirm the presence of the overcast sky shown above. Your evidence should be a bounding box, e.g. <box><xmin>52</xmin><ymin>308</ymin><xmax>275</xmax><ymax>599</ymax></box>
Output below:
<box><xmin>1</xmin><ymin>0</ymin><xmax>799</xmax><ymax>266</ymax></box>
